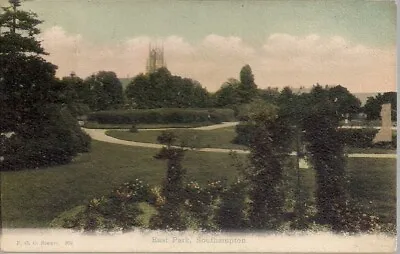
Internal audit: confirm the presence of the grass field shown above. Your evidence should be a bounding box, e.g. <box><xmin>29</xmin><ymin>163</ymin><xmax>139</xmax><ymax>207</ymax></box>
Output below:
<box><xmin>1</xmin><ymin>140</ymin><xmax>245</xmax><ymax>228</ymax></box>
<box><xmin>106</xmin><ymin>128</ymin><xmax>396</xmax><ymax>154</ymax></box>
<box><xmin>345</xmin><ymin>147</ymin><xmax>397</xmax><ymax>154</ymax></box>
<box><xmin>106</xmin><ymin>127</ymin><xmax>247</xmax><ymax>150</ymax></box>
<box><xmin>83</xmin><ymin>121</ymin><xmax>217</xmax><ymax>129</ymax></box>
<box><xmin>1</xmin><ymin>140</ymin><xmax>396</xmax><ymax>229</ymax></box>
<box><xmin>346</xmin><ymin>158</ymin><xmax>396</xmax><ymax>227</ymax></box>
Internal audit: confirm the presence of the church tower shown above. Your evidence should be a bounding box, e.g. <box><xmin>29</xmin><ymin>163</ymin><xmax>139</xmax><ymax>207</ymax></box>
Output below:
<box><xmin>146</xmin><ymin>43</ymin><xmax>166</xmax><ymax>73</ymax></box>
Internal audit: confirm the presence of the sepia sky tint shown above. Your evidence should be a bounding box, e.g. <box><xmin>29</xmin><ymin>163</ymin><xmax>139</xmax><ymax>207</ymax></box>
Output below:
<box><xmin>14</xmin><ymin>0</ymin><xmax>397</xmax><ymax>92</ymax></box>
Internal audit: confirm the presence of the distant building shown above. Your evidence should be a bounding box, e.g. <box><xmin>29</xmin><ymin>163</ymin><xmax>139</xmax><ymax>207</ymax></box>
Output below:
<box><xmin>146</xmin><ymin>44</ymin><xmax>166</xmax><ymax>73</ymax></box>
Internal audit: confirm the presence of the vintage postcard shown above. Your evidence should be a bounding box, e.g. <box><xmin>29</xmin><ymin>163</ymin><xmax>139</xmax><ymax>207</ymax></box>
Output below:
<box><xmin>0</xmin><ymin>0</ymin><xmax>397</xmax><ymax>252</ymax></box>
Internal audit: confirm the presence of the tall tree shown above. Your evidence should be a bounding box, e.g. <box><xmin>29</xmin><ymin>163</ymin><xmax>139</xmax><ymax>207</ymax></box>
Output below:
<box><xmin>0</xmin><ymin>0</ymin><xmax>90</xmax><ymax>170</ymax></box>
<box><xmin>302</xmin><ymin>85</ymin><xmax>348</xmax><ymax>230</ymax></box>
<box><xmin>84</xmin><ymin>71</ymin><xmax>124</xmax><ymax>111</ymax></box>
<box><xmin>242</xmin><ymin>100</ymin><xmax>291</xmax><ymax>229</ymax></box>
<box><xmin>150</xmin><ymin>131</ymin><xmax>187</xmax><ymax>230</ymax></box>
<box><xmin>328</xmin><ymin>85</ymin><xmax>361</xmax><ymax>119</ymax></box>
<box><xmin>0</xmin><ymin>0</ymin><xmax>56</xmax><ymax>133</ymax></box>
<box><xmin>125</xmin><ymin>73</ymin><xmax>150</xmax><ymax>108</ymax></box>
<box><xmin>214</xmin><ymin>78</ymin><xmax>242</xmax><ymax>107</ymax></box>
<box><xmin>238</xmin><ymin>64</ymin><xmax>258</xmax><ymax>103</ymax></box>
<box><xmin>364</xmin><ymin>92</ymin><xmax>397</xmax><ymax>121</ymax></box>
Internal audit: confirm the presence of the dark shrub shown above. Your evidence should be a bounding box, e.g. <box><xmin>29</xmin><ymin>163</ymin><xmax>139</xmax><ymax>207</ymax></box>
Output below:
<box><xmin>56</xmin><ymin>179</ymin><xmax>154</xmax><ymax>232</ymax></box>
<box><xmin>216</xmin><ymin>180</ymin><xmax>247</xmax><ymax>230</ymax></box>
<box><xmin>183</xmin><ymin>180</ymin><xmax>224</xmax><ymax>230</ymax></box>
<box><xmin>333</xmin><ymin>201</ymin><xmax>382</xmax><ymax>233</ymax></box>
<box><xmin>150</xmin><ymin>137</ymin><xmax>188</xmax><ymax>231</ymax></box>
<box><xmin>59</xmin><ymin>107</ymin><xmax>91</xmax><ymax>153</ymax></box>
<box><xmin>235</xmin><ymin>126</ymin><xmax>397</xmax><ymax>149</ymax></box>
<box><xmin>338</xmin><ymin>128</ymin><xmax>378</xmax><ymax>148</ymax></box>
<box><xmin>129</xmin><ymin>125</ymin><xmax>139</xmax><ymax>133</ymax></box>
<box><xmin>156</xmin><ymin>131</ymin><xmax>178</xmax><ymax>146</ymax></box>
<box><xmin>1</xmin><ymin>106</ymin><xmax>91</xmax><ymax>171</ymax></box>
<box><xmin>232</xmin><ymin>123</ymin><xmax>256</xmax><ymax>146</ymax></box>
<box><xmin>2</xmin><ymin>128</ymin><xmax>74</xmax><ymax>170</ymax></box>
<box><xmin>338</xmin><ymin>128</ymin><xmax>396</xmax><ymax>149</ymax></box>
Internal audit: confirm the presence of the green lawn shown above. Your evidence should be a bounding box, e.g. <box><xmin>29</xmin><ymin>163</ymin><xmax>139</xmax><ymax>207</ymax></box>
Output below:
<box><xmin>83</xmin><ymin>121</ymin><xmax>218</xmax><ymax>129</ymax></box>
<box><xmin>106</xmin><ymin>127</ymin><xmax>396</xmax><ymax>154</ymax></box>
<box><xmin>1</xmin><ymin>140</ymin><xmax>245</xmax><ymax>228</ymax></box>
<box><xmin>345</xmin><ymin>147</ymin><xmax>397</xmax><ymax>154</ymax></box>
<box><xmin>106</xmin><ymin>127</ymin><xmax>247</xmax><ymax>150</ymax></box>
<box><xmin>1</xmin><ymin>140</ymin><xmax>396</xmax><ymax>230</ymax></box>
<box><xmin>346</xmin><ymin>158</ymin><xmax>396</xmax><ymax>228</ymax></box>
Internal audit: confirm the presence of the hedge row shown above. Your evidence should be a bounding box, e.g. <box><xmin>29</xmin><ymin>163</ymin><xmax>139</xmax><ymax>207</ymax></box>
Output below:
<box><xmin>87</xmin><ymin>108</ymin><xmax>236</xmax><ymax>125</ymax></box>
<box><xmin>339</xmin><ymin>128</ymin><xmax>396</xmax><ymax>149</ymax></box>
<box><xmin>233</xmin><ymin>123</ymin><xmax>396</xmax><ymax>149</ymax></box>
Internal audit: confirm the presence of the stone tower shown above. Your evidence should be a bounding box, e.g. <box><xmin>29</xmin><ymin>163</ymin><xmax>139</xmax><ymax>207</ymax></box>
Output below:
<box><xmin>146</xmin><ymin>43</ymin><xmax>166</xmax><ymax>73</ymax></box>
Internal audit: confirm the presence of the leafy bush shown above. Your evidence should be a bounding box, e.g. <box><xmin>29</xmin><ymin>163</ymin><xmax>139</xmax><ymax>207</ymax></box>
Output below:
<box><xmin>215</xmin><ymin>180</ymin><xmax>248</xmax><ymax>230</ymax></box>
<box><xmin>1</xmin><ymin>133</ymin><xmax>74</xmax><ymax>170</ymax></box>
<box><xmin>338</xmin><ymin>128</ymin><xmax>396</xmax><ymax>148</ymax></box>
<box><xmin>150</xmin><ymin>137</ymin><xmax>188</xmax><ymax>231</ymax></box>
<box><xmin>332</xmin><ymin>200</ymin><xmax>383</xmax><ymax>233</ymax></box>
<box><xmin>183</xmin><ymin>180</ymin><xmax>224</xmax><ymax>230</ymax></box>
<box><xmin>156</xmin><ymin>131</ymin><xmax>178</xmax><ymax>146</ymax></box>
<box><xmin>54</xmin><ymin>179</ymin><xmax>154</xmax><ymax>232</ymax></box>
<box><xmin>1</xmin><ymin>106</ymin><xmax>91</xmax><ymax>171</ymax></box>
<box><xmin>338</xmin><ymin>128</ymin><xmax>378</xmax><ymax>148</ymax></box>
<box><xmin>232</xmin><ymin>123</ymin><xmax>256</xmax><ymax>146</ymax></box>
<box><xmin>87</xmin><ymin>108</ymin><xmax>235</xmax><ymax>125</ymax></box>
<box><xmin>59</xmin><ymin>107</ymin><xmax>91</xmax><ymax>153</ymax></box>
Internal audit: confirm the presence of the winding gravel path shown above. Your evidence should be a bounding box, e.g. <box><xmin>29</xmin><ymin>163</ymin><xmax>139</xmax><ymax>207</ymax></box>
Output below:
<box><xmin>83</xmin><ymin>124</ymin><xmax>396</xmax><ymax>158</ymax></box>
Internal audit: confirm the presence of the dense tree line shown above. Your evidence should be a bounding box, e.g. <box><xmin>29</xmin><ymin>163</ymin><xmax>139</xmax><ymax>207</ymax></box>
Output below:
<box><xmin>58</xmin><ymin>71</ymin><xmax>124</xmax><ymax>112</ymax></box>
<box><xmin>53</xmin><ymin>62</ymin><xmax>368</xmax><ymax>123</ymax></box>
<box><xmin>125</xmin><ymin>67</ymin><xmax>210</xmax><ymax>109</ymax></box>
<box><xmin>61</xmin><ymin>68</ymin><xmax>210</xmax><ymax>112</ymax></box>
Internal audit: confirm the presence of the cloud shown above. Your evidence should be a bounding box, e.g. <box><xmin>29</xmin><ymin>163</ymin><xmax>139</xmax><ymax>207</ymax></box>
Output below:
<box><xmin>40</xmin><ymin>27</ymin><xmax>395</xmax><ymax>93</ymax></box>
<box><xmin>260</xmin><ymin>33</ymin><xmax>395</xmax><ymax>91</ymax></box>
<box><xmin>202</xmin><ymin>34</ymin><xmax>255</xmax><ymax>57</ymax></box>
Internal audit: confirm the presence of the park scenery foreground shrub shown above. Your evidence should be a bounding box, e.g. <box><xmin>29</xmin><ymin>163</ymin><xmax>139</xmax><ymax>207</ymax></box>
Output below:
<box><xmin>1</xmin><ymin>107</ymin><xmax>91</xmax><ymax>171</ymax></box>
<box><xmin>52</xmin><ymin>175</ymin><xmax>388</xmax><ymax>234</ymax></box>
<box><xmin>86</xmin><ymin>108</ymin><xmax>235</xmax><ymax>125</ymax></box>
<box><xmin>50</xmin><ymin>128</ymin><xmax>393</xmax><ymax>234</ymax></box>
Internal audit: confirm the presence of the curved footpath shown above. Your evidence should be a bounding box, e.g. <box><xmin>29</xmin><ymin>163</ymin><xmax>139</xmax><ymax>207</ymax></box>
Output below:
<box><xmin>83</xmin><ymin>122</ymin><xmax>396</xmax><ymax>159</ymax></box>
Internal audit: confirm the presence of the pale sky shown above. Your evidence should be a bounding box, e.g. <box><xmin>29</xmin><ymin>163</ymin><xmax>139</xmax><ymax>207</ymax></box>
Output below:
<box><xmin>10</xmin><ymin>0</ymin><xmax>397</xmax><ymax>92</ymax></box>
